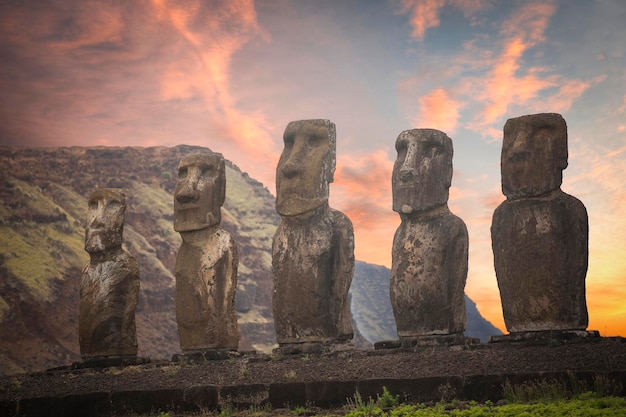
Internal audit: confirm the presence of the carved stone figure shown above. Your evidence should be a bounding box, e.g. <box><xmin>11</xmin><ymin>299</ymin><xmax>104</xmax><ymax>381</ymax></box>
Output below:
<box><xmin>79</xmin><ymin>188</ymin><xmax>139</xmax><ymax>359</ymax></box>
<box><xmin>491</xmin><ymin>113</ymin><xmax>589</xmax><ymax>332</ymax></box>
<box><xmin>390</xmin><ymin>129</ymin><xmax>469</xmax><ymax>339</ymax></box>
<box><xmin>272</xmin><ymin>119</ymin><xmax>354</xmax><ymax>347</ymax></box>
<box><xmin>174</xmin><ymin>153</ymin><xmax>239</xmax><ymax>351</ymax></box>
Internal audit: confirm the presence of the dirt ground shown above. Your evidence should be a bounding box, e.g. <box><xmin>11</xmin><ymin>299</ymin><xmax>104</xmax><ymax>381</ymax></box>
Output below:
<box><xmin>1</xmin><ymin>337</ymin><xmax>626</xmax><ymax>403</ymax></box>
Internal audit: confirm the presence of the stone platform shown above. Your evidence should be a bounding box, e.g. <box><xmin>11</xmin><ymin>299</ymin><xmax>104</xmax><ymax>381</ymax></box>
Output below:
<box><xmin>374</xmin><ymin>334</ymin><xmax>480</xmax><ymax>350</ymax></box>
<box><xmin>489</xmin><ymin>330</ymin><xmax>601</xmax><ymax>344</ymax></box>
<box><xmin>272</xmin><ymin>341</ymin><xmax>355</xmax><ymax>356</ymax></box>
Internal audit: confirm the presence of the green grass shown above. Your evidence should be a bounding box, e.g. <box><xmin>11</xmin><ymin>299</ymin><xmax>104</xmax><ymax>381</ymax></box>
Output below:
<box><xmin>0</xmin><ymin>225</ymin><xmax>86</xmax><ymax>302</ymax></box>
<box><xmin>377</xmin><ymin>397</ymin><xmax>626</xmax><ymax>416</ymax></box>
<box><xmin>130</xmin><ymin>396</ymin><xmax>626</xmax><ymax>417</ymax></box>
<box><xmin>0</xmin><ymin>177</ymin><xmax>88</xmax><ymax>303</ymax></box>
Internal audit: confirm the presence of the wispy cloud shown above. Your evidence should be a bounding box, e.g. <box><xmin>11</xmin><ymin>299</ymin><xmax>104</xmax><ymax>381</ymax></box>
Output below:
<box><xmin>472</xmin><ymin>2</ymin><xmax>557</xmax><ymax>129</ymax></box>
<box><xmin>395</xmin><ymin>0</ymin><xmax>488</xmax><ymax>41</ymax></box>
<box><xmin>396</xmin><ymin>1</ymin><xmax>599</xmax><ymax>143</ymax></box>
<box><xmin>413</xmin><ymin>88</ymin><xmax>461</xmax><ymax>133</ymax></box>
<box><xmin>332</xmin><ymin>150</ymin><xmax>397</xmax><ymax>266</ymax></box>
<box><xmin>0</xmin><ymin>0</ymin><xmax>278</xmax><ymax>185</ymax></box>
<box><xmin>395</xmin><ymin>0</ymin><xmax>447</xmax><ymax>41</ymax></box>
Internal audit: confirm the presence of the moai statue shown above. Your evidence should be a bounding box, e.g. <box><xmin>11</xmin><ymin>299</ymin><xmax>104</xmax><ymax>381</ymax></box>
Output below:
<box><xmin>174</xmin><ymin>153</ymin><xmax>239</xmax><ymax>352</ymax></box>
<box><xmin>390</xmin><ymin>129</ymin><xmax>469</xmax><ymax>343</ymax></box>
<box><xmin>79</xmin><ymin>188</ymin><xmax>140</xmax><ymax>359</ymax></box>
<box><xmin>272</xmin><ymin>119</ymin><xmax>354</xmax><ymax>350</ymax></box>
<box><xmin>491</xmin><ymin>113</ymin><xmax>589</xmax><ymax>333</ymax></box>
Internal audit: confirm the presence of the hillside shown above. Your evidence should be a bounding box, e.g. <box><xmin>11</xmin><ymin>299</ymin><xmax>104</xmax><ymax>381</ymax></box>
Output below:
<box><xmin>0</xmin><ymin>146</ymin><xmax>500</xmax><ymax>375</ymax></box>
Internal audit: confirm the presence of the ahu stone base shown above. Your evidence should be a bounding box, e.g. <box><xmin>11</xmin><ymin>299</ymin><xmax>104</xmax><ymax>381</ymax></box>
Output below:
<box><xmin>70</xmin><ymin>355</ymin><xmax>150</xmax><ymax>370</ymax></box>
<box><xmin>273</xmin><ymin>340</ymin><xmax>355</xmax><ymax>356</ymax></box>
<box><xmin>374</xmin><ymin>334</ymin><xmax>480</xmax><ymax>350</ymax></box>
<box><xmin>172</xmin><ymin>348</ymin><xmax>248</xmax><ymax>363</ymax></box>
<box><xmin>489</xmin><ymin>330</ymin><xmax>600</xmax><ymax>344</ymax></box>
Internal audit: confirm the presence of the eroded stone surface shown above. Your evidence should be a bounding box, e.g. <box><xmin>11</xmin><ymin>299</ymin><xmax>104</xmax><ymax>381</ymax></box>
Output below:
<box><xmin>390</xmin><ymin>129</ymin><xmax>468</xmax><ymax>338</ymax></box>
<box><xmin>79</xmin><ymin>188</ymin><xmax>139</xmax><ymax>358</ymax></box>
<box><xmin>174</xmin><ymin>153</ymin><xmax>239</xmax><ymax>351</ymax></box>
<box><xmin>492</xmin><ymin>113</ymin><xmax>589</xmax><ymax>332</ymax></box>
<box><xmin>272</xmin><ymin>120</ymin><xmax>354</xmax><ymax>345</ymax></box>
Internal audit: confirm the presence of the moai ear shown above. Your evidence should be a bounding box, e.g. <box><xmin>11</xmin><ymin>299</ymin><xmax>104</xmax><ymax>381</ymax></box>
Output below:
<box><xmin>217</xmin><ymin>156</ymin><xmax>227</xmax><ymax>207</ymax></box>
<box><xmin>555</xmin><ymin>142</ymin><xmax>568</xmax><ymax>171</ymax></box>
<box><xmin>324</xmin><ymin>121</ymin><xmax>337</xmax><ymax>184</ymax></box>
<box><xmin>444</xmin><ymin>165</ymin><xmax>453</xmax><ymax>189</ymax></box>
<box><xmin>443</xmin><ymin>133</ymin><xmax>454</xmax><ymax>189</ymax></box>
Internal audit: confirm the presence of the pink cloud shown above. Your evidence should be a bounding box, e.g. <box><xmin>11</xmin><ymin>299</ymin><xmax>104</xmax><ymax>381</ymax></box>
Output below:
<box><xmin>542</xmin><ymin>76</ymin><xmax>606</xmax><ymax>114</ymax></box>
<box><xmin>395</xmin><ymin>0</ymin><xmax>446</xmax><ymax>41</ymax></box>
<box><xmin>481</xmin><ymin>188</ymin><xmax>505</xmax><ymax>211</ymax></box>
<box><xmin>0</xmin><ymin>0</ymin><xmax>280</xmax><ymax>188</ymax></box>
<box><xmin>150</xmin><ymin>0</ymin><xmax>276</xmax><ymax>160</ymax></box>
<box><xmin>462</xmin><ymin>2</ymin><xmax>603</xmax><ymax>139</ymax></box>
<box><xmin>414</xmin><ymin>88</ymin><xmax>462</xmax><ymax>133</ymax></box>
<box><xmin>331</xmin><ymin>150</ymin><xmax>397</xmax><ymax>266</ymax></box>
<box><xmin>396</xmin><ymin>0</ymin><xmax>489</xmax><ymax>41</ymax></box>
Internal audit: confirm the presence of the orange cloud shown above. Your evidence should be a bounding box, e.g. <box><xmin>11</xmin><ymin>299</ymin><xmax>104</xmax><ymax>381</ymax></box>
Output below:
<box><xmin>396</xmin><ymin>0</ymin><xmax>489</xmax><ymax>40</ymax></box>
<box><xmin>395</xmin><ymin>0</ymin><xmax>446</xmax><ymax>41</ymax></box>
<box><xmin>0</xmin><ymin>0</ymin><xmax>276</xmax><ymax>171</ymax></box>
<box><xmin>414</xmin><ymin>88</ymin><xmax>461</xmax><ymax>133</ymax></box>
<box><xmin>542</xmin><ymin>76</ymin><xmax>605</xmax><ymax>114</ymax></box>
<box><xmin>146</xmin><ymin>0</ymin><xmax>279</xmax><ymax>187</ymax></box>
<box><xmin>499</xmin><ymin>2</ymin><xmax>555</xmax><ymax>44</ymax></box>
<box><xmin>468</xmin><ymin>3</ymin><xmax>575</xmax><ymax>131</ymax></box>
<box><xmin>332</xmin><ymin>150</ymin><xmax>396</xmax><ymax>267</ymax></box>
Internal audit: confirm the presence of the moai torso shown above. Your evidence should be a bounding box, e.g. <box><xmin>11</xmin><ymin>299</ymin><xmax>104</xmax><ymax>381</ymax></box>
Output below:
<box><xmin>391</xmin><ymin>208</ymin><xmax>468</xmax><ymax>336</ymax></box>
<box><xmin>390</xmin><ymin>129</ymin><xmax>468</xmax><ymax>337</ymax></box>
<box><xmin>272</xmin><ymin>206</ymin><xmax>354</xmax><ymax>343</ymax></box>
<box><xmin>174</xmin><ymin>153</ymin><xmax>239</xmax><ymax>351</ymax></box>
<box><xmin>491</xmin><ymin>113</ymin><xmax>588</xmax><ymax>332</ymax></box>
<box><xmin>79</xmin><ymin>188</ymin><xmax>139</xmax><ymax>358</ymax></box>
<box><xmin>272</xmin><ymin>120</ymin><xmax>354</xmax><ymax>345</ymax></box>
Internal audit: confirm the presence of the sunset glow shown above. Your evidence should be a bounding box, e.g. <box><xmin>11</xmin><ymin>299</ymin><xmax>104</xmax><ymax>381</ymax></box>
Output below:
<box><xmin>1</xmin><ymin>0</ymin><xmax>625</xmax><ymax>336</ymax></box>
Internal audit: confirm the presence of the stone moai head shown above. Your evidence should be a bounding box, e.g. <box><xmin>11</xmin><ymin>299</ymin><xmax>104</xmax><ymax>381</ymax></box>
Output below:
<box><xmin>392</xmin><ymin>129</ymin><xmax>453</xmax><ymax>214</ymax></box>
<box><xmin>276</xmin><ymin>119</ymin><xmax>336</xmax><ymax>217</ymax></box>
<box><xmin>174</xmin><ymin>152</ymin><xmax>226</xmax><ymax>232</ymax></box>
<box><xmin>85</xmin><ymin>188</ymin><xmax>126</xmax><ymax>254</ymax></box>
<box><xmin>502</xmin><ymin>113</ymin><xmax>568</xmax><ymax>199</ymax></box>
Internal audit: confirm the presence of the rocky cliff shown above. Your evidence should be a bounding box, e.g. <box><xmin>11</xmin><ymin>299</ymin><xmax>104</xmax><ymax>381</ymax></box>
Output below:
<box><xmin>0</xmin><ymin>146</ymin><xmax>500</xmax><ymax>375</ymax></box>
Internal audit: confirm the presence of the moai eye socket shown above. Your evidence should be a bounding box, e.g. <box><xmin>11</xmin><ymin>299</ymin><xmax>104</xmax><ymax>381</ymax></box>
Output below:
<box><xmin>200</xmin><ymin>165</ymin><xmax>218</xmax><ymax>178</ymax></box>
<box><xmin>283</xmin><ymin>133</ymin><xmax>295</xmax><ymax>148</ymax></box>
<box><xmin>427</xmin><ymin>144</ymin><xmax>443</xmax><ymax>158</ymax></box>
<box><xmin>178</xmin><ymin>166</ymin><xmax>188</xmax><ymax>179</ymax></box>
<box><xmin>307</xmin><ymin>134</ymin><xmax>325</xmax><ymax>148</ymax></box>
<box><xmin>108</xmin><ymin>201</ymin><xmax>122</xmax><ymax>210</ymax></box>
<box><xmin>510</xmin><ymin>151</ymin><xmax>529</xmax><ymax>163</ymax></box>
<box><xmin>395</xmin><ymin>136</ymin><xmax>408</xmax><ymax>155</ymax></box>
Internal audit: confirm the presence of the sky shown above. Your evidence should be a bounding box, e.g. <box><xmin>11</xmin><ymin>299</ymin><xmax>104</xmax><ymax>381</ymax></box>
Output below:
<box><xmin>1</xmin><ymin>0</ymin><xmax>625</xmax><ymax>336</ymax></box>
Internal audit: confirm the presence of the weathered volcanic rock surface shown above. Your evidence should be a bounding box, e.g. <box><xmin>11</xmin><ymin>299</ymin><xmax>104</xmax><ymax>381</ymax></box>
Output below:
<box><xmin>0</xmin><ymin>145</ymin><xmax>501</xmax><ymax>376</ymax></box>
<box><xmin>1</xmin><ymin>338</ymin><xmax>625</xmax><ymax>403</ymax></box>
